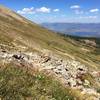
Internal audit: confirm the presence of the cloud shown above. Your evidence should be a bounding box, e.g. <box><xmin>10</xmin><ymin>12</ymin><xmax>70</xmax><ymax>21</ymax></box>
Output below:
<box><xmin>79</xmin><ymin>16</ymin><xmax>97</xmax><ymax>19</ymax></box>
<box><xmin>17</xmin><ymin>7</ymin><xmax>60</xmax><ymax>14</ymax></box>
<box><xmin>36</xmin><ymin>7</ymin><xmax>51</xmax><ymax>13</ymax></box>
<box><xmin>70</xmin><ymin>5</ymin><xmax>80</xmax><ymax>9</ymax></box>
<box><xmin>90</xmin><ymin>8</ymin><xmax>99</xmax><ymax>13</ymax></box>
<box><xmin>70</xmin><ymin>5</ymin><xmax>83</xmax><ymax>14</ymax></box>
<box><xmin>53</xmin><ymin>9</ymin><xmax>59</xmax><ymax>12</ymax></box>
<box><xmin>17</xmin><ymin>7</ymin><xmax>35</xmax><ymax>14</ymax></box>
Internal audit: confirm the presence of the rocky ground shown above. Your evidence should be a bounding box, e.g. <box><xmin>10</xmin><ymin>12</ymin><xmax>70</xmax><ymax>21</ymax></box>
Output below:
<box><xmin>0</xmin><ymin>44</ymin><xmax>100</xmax><ymax>100</ymax></box>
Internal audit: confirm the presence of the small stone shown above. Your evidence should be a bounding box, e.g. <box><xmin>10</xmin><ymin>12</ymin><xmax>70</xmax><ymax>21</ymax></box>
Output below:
<box><xmin>84</xmin><ymin>80</ymin><xmax>90</xmax><ymax>86</ymax></box>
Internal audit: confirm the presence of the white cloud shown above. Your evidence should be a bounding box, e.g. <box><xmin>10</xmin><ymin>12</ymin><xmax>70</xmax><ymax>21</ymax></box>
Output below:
<box><xmin>70</xmin><ymin>5</ymin><xmax>80</xmax><ymax>9</ymax></box>
<box><xmin>53</xmin><ymin>9</ymin><xmax>59</xmax><ymax>12</ymax></box>
<box><xmin>70</xmin><ymin>5</ymin><xmax>83</xmax><ymax>14</ymax></box>
<box><xmin>17</xmin><ymin>7</ymin><xmax>35</xmax><ymax>14</ymax></box>
<box><xmin>23</xmin><ymin>7</ymin><xmax>34</xmax><ymax>12</ymax></box>
<box><xmin>90</xmin><ymin>8</ymin><xmax>99</xmax><ymax>13</ymax></box>
<box><xmin>17</xmin><ymin>7</ymin><xmax>60</xmax><ymax>14</ymax></box>
<box><xmin>36</xmin><ymin>7</ymin><xmax>51</xmax><ymax>13</ymax></box>
<box><xmin>17</xmin><ymin>10</ymin><xmax>25</xmax><ymax>14</ymax></box>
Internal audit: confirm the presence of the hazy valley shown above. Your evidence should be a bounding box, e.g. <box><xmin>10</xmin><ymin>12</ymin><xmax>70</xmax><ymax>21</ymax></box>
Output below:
<box><xmin>42</xmin><ymin>23</ymin><xmax>100</xmax><ymax>37</ymax></box>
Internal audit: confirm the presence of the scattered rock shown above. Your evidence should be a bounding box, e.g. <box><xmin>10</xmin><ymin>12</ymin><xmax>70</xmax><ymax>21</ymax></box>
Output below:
<box><xmin>84</xmin><ymin>80</ymin><xmax>90</xmax><ymax>86</ymax></box>
<box><xmin>78</xmin><ymin>68</ymin><xmax>84</xmax><ymax>71</ymax></box>
<box><xmin>0</xmin><ymin>50</ymin><xmax>99</xmax><ymax>97</ymax></box>
<box><xmin>12</xmin><ymin>54</ymin><xmax>25</xmax><ymax>60</ymax></box>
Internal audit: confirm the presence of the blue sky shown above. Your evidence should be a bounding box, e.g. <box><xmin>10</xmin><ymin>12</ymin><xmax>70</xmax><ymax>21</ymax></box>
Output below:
<box><xmin>0</xmin><ymin>0</ymin><xmax>100</xmax><ymax>23</ymax></box>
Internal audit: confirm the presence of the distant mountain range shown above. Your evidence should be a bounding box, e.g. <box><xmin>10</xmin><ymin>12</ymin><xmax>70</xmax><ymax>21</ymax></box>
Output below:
<box><xmin>42</xmin><ymin>23</ymin><xmax>100</xmax><ymax>37</ymax></box>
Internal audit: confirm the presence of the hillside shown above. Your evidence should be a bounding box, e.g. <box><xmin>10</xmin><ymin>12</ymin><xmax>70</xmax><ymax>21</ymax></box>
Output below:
<box><xmin>0</xmin><ymin>5</ymin><xmax>100</xmax><ymax>100</ymax></box>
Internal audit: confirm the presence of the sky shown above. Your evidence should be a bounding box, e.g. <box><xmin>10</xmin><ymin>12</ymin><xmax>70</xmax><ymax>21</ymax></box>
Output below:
<box><xmin>0</xmin><ymin>0</ymin><xmax>100</xmax><ymax>23</ymax></box>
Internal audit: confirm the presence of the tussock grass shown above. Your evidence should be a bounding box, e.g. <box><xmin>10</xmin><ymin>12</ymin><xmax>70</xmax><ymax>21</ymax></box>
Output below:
<box><xmin>0</xmin><ymin>63</ymin><xmax>75</xmax><ymax>100</ymax></box>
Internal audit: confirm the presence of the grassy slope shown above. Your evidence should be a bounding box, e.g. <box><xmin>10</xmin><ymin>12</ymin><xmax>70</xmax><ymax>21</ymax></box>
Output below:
<box><xmin>0</xmin><ymin>5</ymin><xmax>100</xmax><ymax>99</ymax></box>
<box><xmin>0</xmin><ymin>63</ymin><xmax>75</xmax><ymax>100</ymax></box>
<box><xmin>0</xmin><ymin>5</ymin><xmax>100</xmax><ymax>69</ymax></box>
<box><xmin>60</xmin><ymin>34</ymin><xmax>100</xmax><ymax>69</ymax></box>
<box><xmin>0</xmin><ymin>61</ymin><xmax>96</xmax><ymax>100</ymax></box>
